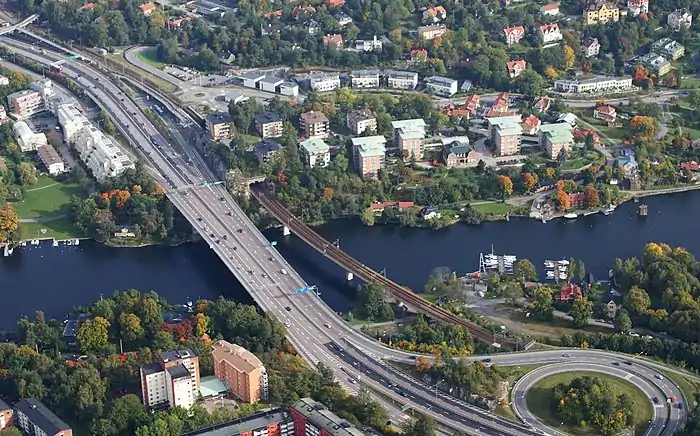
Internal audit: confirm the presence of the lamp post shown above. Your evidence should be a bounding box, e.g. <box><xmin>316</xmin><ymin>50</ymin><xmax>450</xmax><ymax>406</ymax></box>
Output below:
<box><xmin>434</xmin><ymin>378</ymin><xmax>445</xmax><ymax>401</ymax></box>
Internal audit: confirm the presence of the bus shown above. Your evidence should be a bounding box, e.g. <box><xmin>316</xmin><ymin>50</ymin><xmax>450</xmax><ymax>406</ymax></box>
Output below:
<box><xmin>50</xmin><ymin>64</ymin><xmax>63</xmax><ymax>73</ymax></box>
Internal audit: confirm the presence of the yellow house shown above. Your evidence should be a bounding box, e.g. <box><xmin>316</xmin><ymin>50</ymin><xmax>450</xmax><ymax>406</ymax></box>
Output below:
<box><xmin>585</xmin><ymin>1</ymin><xmax>620</xmax><ymax>25</ymax></box>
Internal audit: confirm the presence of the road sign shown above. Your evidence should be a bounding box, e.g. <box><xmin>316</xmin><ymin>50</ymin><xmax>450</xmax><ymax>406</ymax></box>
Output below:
<box><xmin>271</xmin><ymin>241</ymin><xmax>277</xmax><ymax>246</ymax></box>
<box><xmin>67</xmin><ymin>55</ymin><xmax>78</xmax><ymax>61</ymax></box>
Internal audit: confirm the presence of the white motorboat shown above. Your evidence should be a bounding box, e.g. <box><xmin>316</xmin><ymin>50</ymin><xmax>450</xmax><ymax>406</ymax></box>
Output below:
<box><xmin>564</xmin><ymin>213</ymin><xmax>578</xmax><ymax>219</ymax></box>
<box><xmin>558</xmin><ymin>260</ymin><xmax>570</xmax><ymax>266</ymax></box>
<box><xmin>544</xmin><ymin>261</ymin><xmax>555</xmax><ymax>268</ymax></box>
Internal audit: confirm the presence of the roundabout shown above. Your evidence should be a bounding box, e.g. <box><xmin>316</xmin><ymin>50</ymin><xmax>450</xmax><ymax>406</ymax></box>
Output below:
<box><xmin>511</xmin><ymin>358</ymin><xmax>685</xmax><ymax>436</ymax></box>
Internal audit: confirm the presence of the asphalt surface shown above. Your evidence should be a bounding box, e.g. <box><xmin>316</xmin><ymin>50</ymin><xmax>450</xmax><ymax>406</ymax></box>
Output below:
<box><xmin>2</xmin><ymin>33</ymin><xmax>693</xmax><ymax>436</ymax></box>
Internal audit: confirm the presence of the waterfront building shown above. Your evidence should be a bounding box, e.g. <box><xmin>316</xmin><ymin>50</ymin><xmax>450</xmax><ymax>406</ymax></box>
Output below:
<box><xmin>74</xmin><ymin>125</ymin><xmax>135</xmax><ymax>181</ymax></box>
<box><xmin>57</xmin><ymin>104</ymin><xmax>90</xmax><ymax>143</ymax></box>
<box><xmin>300</xmin><ymin>110</ymin><xmax>330</xmax><ymax>139</ymax></box>
<box><xmin>493</xmin><ymin>121</ymin><xmax>523</xmax><ymax>156</ymax></box>
<box><xmin>351</xmin><ymin>135</ymin><xmax>386</xmax><ymax>180</ymax></box>
<box><xmin>212</xmin><ymin>340</ymin><xmax>269</xmax><ymax>403</ymax></box>
<box><xmin>300</xmin><ymin>138</ymin><xmax>331</xmax><ymax>168</ymax></box>
<box><xmin>290</xmin><ymin>398</ymin><xmax>364</xmax><ymax>436</ymax></box>
<box><xmin>180</xmin><ymin>409</ymin><xmax>294</xmax><ymax>436</ymax></box>
<box><xmin>140</xmin><ymin>348</ymin><xmax>201</xmax><ymax>411</ymax></box>
<box><xmin>16</xmin><ymin>398</ymin><xmax>73</xmax><ymax>436</ymax></box>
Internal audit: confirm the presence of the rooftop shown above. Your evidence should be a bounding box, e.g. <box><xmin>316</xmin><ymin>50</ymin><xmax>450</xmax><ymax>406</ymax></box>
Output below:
<box><xmin>36</xmin><ymin>144</ymin><xmax>62</xmax><ymax>166</ymax></box>
<box><xmin>141</xmin><ymin>362</ymin><xmax>163</xmax><ymax>376</ymax></box>
<box><xmin>16</xmin><ymin>398</ymin><xmax>71</xmax><ymax>435</ymax></box>
<box><xmin>0</xmin><ymin>398</ymin><xmax>10</xmax><ymax>411</ymax></box>
<box><xmin>255</xmin><ymin>112</ymin><xmax>282</xmax><ymax>124</ymax></box>
<box><xmin>351</xmin><ymin>69</ymin><xmax>380</xmax><ymax>77</ymax></box>
<box><xmin>391</xmin><ymin>118</ymin><xmax>426</xmax><ymax>132</ymax></box>
<box><xmin>211</xmin><ymin>340</ymin><xmax>265</xmax><ymax>374</ymax></box>
<box><xmin>167</xmin><ymin>363</ymin><xmax>192</xmax><ymax>380</ymax></box>
<box><xmin>158</xmin><ymin>348</ymin><xmax>196</xmax><ymax>363</ymax></box>
<box><xmin>241</xmin><ymin>71</ymin><xmax>266</xmax><ymax>81</ymax></box>
<box><xmin>259</xmin><ymin>76</ymin><xmax>284</xmax><ymax>86</ymax></box>
<box><xmin>352</xmin><ymin>135</ymin><xmax>387</xmax><ymax>157</ymax></box>
<box><xmin>301</xmin><ymin>110</ymin><xmax>329</xmax><ymax>124</ymax></box>
<box><xmin>347</xmin><ymin>109</ymin><xmax>374</xmax><ymax>122</ymax></box>
<box><xmin>292</xmin><ymin>398</ymin><xmax>364</xmax><ymax>436</ymax></box>
<box><xmin>300</xmin><ymin>138</ymin><xmax>330</xmax><ymax>154</ymax></box>
<box><xmin>181</xmin><ymin>409</ymin><xmax>291</xmax><ymax>436</ymax></box>
<box><xmin>386</xmin><ymin>70</ymin><xmax>418</xmax><ymax>79</ymax></box>
<box><xmin>541</xmin><ymin>123</ymin><xmax>574</xmax><ymax>142</ymax></box>
<box><xmin>398</xmin><ymin>130</ymin><xmax>425</xmax><ymax>140</ymax></box>
<box><xmin>426</xmin><ymin>75</ymin><xmax>457</xmax><ymax>85</ymax></box>
<box><xmin>255</xmin><ymin>139</ymin><xmax>282</xmax><ymax>155</ymax></box>
<box><xmin>206</xmin><ymin>112</ymin><xmax>234</xmax><ymax>125</ymax></box>
<box><xmin>495</xmin><ymin>123</ymin><xmax>523</xmax><ymax>136</ymax></box>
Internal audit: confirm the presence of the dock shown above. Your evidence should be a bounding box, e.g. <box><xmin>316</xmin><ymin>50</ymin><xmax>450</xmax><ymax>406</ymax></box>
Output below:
<box><xmin>638</xmin><ymin>204</ymin><xmax>648</xmax><ymax>216</ymax></box>
<box><xmin>544</xmin><ymin>259</ymin><xmax>569</xmax><ymax>283</ymax></box>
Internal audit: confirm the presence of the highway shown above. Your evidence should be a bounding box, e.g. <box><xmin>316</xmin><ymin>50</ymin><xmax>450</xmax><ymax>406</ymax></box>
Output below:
<box><xmin>0</xmin><ymin>31</ymin><xmax>691</xmax><ymax>436</ymax></box>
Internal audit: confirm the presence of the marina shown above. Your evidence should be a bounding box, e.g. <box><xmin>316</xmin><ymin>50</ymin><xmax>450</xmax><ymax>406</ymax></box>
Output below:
<box><xmin>544</xmin><ymin>259</ymin><xmax>569</xmax><ymax>283</ymax></box>
<box><xmin>478</xmin><ymin>249</ymin><xmax>517</xmax><ymax>275</ymax></box>
<box><xmin>4</xmin><ymin>238</ymin><xmax>82</xmax><ymax>256</ymax></box>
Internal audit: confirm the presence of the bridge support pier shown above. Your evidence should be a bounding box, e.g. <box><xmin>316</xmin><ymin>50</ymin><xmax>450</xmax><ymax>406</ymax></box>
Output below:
<box><xmin>346</xmin><ymin>272</ymin><xmax>354</xmax><ymax>281</ymax></box>
<box><xmin>282</xmin><ymin>226</ymin><xmax>290</xmax><ymax>236</ymax></box>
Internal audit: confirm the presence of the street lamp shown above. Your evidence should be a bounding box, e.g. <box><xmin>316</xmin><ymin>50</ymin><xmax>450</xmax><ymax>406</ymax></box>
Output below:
<box><xmin>434</xmin><ymin>378</ymin><xmax>445</xmax><ymax>401</ymax></box>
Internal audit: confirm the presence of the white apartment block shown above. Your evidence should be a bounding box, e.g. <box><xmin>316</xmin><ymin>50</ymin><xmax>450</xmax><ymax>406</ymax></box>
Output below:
<box><xmin>425</xmin><ymin>76</ymin><xmax>458</xmax><ymax>96</ymax></box>
<box><xmin>300</xmin><ymin>138</ymin><xmax>331</xmax><ymax>168</ymax></box>
<box><xmin>57</xmin><ymin>104</ymin><xmax>90</xmax><ymax>143</ymax></box>
<box><xmin>553</xmin><ymin>76</ymin><xmax>633</xmax><ymax>93</ymax></box>
<box><xmin>351</xmin><ymin>70</ymin><xmax>381</xmax><ymax>88</ymax></box>
<box><xmin>7</xmin><ymin>89</ymin><xmax>44</xmax><ymax>118</ymax></box>
<box><xmin>386</xmin><ymin>70</ymin><xmax>418</xmax><ymax>90</ymax></box>
<box><xmin>74</xmin><ymin>126</ymin><xmax>135</xmax><ymax>181</ymax></box>
<box><xmin>13</xmin><ymin>121</ymin><xmax>47</xmax><ymax>152</ymax></box>
<box><xmin>668</xmin><ymin>9</ymin><xmax>692</xmax><ymax>32</ymax></box>
<box><xmin>391</xmin><ymin>119</ymin><xmax>427</xmax><ymax>144</ymax></box>
<box><xmin>309</xmin><ymin>73</ymin><xmax>341</xmax><ymax>92</ymax></box>
<box><xmin>355</xmin><ymin>36</ymin><xmax>382</xmax><ymax>51</ymax></box>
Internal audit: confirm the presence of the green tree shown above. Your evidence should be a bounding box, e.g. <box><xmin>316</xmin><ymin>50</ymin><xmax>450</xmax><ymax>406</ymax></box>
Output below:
<box><xmin>570</xmin><ymin>298</ymin><xmax>593</xmax><ymax>328</ymax></box>
<box><xmin>514</xmin><ymin>258</ymin><xmax>538</xmax><ymax>282</ymax></box>
<box><xmin>577</xmin><ymin>260</ymin><xmax>586</xmax><ymax>283</ymax></box>
<box><xmin>361</xmin><ymin>207</ymin><xmax>375</xmax><ymax>226</ymax></box>
<box><xmin>67</xmin><ymin>365</ymin><xmax>108</xmax><ymax>420</ymax></box>
<box><xmin>17</xmin><ymin>162</ymin><xmax>37</xmax><ymax>186</ymax></box>
<box><xmin>77</xmin><ymin>316</ymin><xmax>110</xmax><ymax>353</ymax></box>
<box><xmin>402</xmin><ymin>415</ymin><xmax>437</xmax><ymax>436</ymax></box>
<box><xmin>119</xmin><ymin>313</ymin><xmax>145</xmax><ymax>343</ymax></box>
<box><xmin>623</xmin><ymin>286</ymin><xmax>651</xmax><ymax>316</ymax></box>
<box><xmin>357</xmin><ymin>283</ymin><xmax>394</xmax><ymax>322</ymax></box>
<box><xmin>532</xmin><ymin>287</ymin><xmax>554</xmax><ymax>321</ymax></box>
<box><xmin>618</xmin><ymin>312</ymin><xmax>632</xmax><ymax>332</ymax></box>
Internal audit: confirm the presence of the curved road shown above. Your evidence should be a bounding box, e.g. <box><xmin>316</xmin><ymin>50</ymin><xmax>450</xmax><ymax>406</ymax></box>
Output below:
<box><xmin>3</xmin><ymin>34</ymin><xmax>692</xmax><ymax>436</ymax></box>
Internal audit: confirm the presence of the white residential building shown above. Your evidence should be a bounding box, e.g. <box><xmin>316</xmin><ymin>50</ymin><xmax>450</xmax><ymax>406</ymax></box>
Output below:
<box><xmin>36</xmin><ymin>144</ymin><xmax>65</xmax><ymax>175</ymax></box>
<box><xmin>16</xmin><ymin>399</ymin><xmax>72</xmax><ymax>436</ymax></box>
<box><xmin>627</xmin><ymin>0</ymin><xmax>649</xmax><ymax>16</ymax></box>
<box><xmin>537</xmin><ymin>23</ymin><xmax>563</xmax><ymax>44</ymax></box>
<box><xmin>668</xmin><ymin>9</ymin><xmax>692</xmax><ymax>32</ymax></box>
<box><xmin>425</xmin><ymin>76</ymin><xmax>458</xmax><ymax>96</ymax></box>
<box><xmin>140</xmin><ymin>349</ymin><xmax>200</xmax><ymax>411</ymax></box>
<box><xmin>386</xmin><ymin>70</ymin><xmax>418</xmax><ymax>90</ymax></box>
<box><xmin>300</xmin><ymin>138</ymin><xmax>331</xmax><ymax>168</ymax></box>
<box><xmin>540</xmin><ymin>3</ymin><xmax>560</xmax><ymax>15</ymax></box>
<box><xmin>74</xmin><ymin>126</ymin><xmax>135</xmax><ymax>181</ymax></box>
<box><xmin>13</xmin><ymin>121</ymin><xmax>47</xmax><ymax>152</ymax></box>
<box><xmin>351</xmin><ymin>70</ymin><xmax>381</xmax><ymax>88</ymax></box>
<box><xmin>7</xmin><ymin>89</ymin><xmax>44</xmax><ymax>118</ymax></box>
<box><xmin>392</xmin><ymin>119</ymin><xmax>427</xmax><ymax>143</ymax></box>
<box><xmin>57</xmin><ymin>103</ymin><xmax>90</xmax><ymax>143</ymax></box>
<box><xmin>309</xmin><ymin>73</ymin><xmax>341</xmax><ymax>92</ymax></box>
<box><xmin>553</xmin><ymin>76</ymin><xmax>633</xmax><ymax>93</ymax></box>
<box><xmin>347</xmin><ymin>109</ymin><xmax>377</xmax><ymax>135</ymax></box>
<box><xmin>355</xmin><ymin>36</ymin><xmax>382</xmax><ymax>51</ymax></box>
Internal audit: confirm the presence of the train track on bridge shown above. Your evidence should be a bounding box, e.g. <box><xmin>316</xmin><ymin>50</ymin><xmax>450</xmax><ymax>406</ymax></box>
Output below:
<box><xmin>253</xmin><ymin>188</ymin><xmax>524</xmax><ymax>350</ymax></box>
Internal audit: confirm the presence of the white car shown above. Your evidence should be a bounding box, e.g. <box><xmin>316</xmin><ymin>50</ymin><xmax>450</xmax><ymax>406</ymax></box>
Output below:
<box><xmin>280</xmin><ymin>269</ymin><xmax>288</xmax><ymax>275</ymax></box>
<box><xmin>655</xmin><ymin>374</ymin><xmax>664</xmax><ymax>380</ymax></box>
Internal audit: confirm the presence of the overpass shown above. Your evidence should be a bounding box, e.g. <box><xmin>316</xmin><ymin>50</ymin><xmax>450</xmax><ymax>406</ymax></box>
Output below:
<box><xmin>0</xmin><ymin>14</ymin><xmax>38</xmax><ymax>36</ymax></box>
<box><xmin>252</xmin><ymin>188</ymin><xmax>532</xmax><ymax>351</ymax></box>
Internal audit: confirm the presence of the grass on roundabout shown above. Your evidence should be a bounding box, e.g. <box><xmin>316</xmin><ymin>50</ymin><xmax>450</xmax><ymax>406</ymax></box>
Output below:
<box><xmin>525</xmin><ymin>371</ymin><xmax>653</xmax><ymax>436</ymax></box>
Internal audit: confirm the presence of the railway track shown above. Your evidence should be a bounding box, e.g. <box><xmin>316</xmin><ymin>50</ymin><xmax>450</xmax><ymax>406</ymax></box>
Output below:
<box><xmin>254</xmin><ymin>189</ymin><xmax>519</xmax><ymax>349</ymax></box>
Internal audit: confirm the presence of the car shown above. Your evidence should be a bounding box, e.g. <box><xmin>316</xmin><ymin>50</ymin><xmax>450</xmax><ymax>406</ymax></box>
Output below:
<box><xmin>215</xmin><ymin>240</ymin><xmax>221</xmax><ymax>244</ymax></box>
<box><xmin>400</xmin><ymin>391</ymin><xmax>407</xmax><ymax>397</ymax></box>
<box><xmin>481</xmin><ymin>358</ymin><xmax>492</xmax><ymax>363</ymax></box>
<box><xmin>233</xmin><ymin>246</ymin><xmax>237</xmax><ymax>251</ymax></box>
<box><xmin>285</xmin><ymin>306</ymin><xmax>291</xmax><ymax>312</ymax></box>
<box><xmin>612</xmin><ymin>361</ymin><xmax>620</xmax><ymax>366</ymax></box>
<box><xmin>269</xmin><ymin>257</ymin><xmax>275</xmax><ymax>261</ymax></box>
<box><xmin>562</xmin><ymin>353</ymin><xmax>571</xmax><ymax>358</ymax></box>
<box><xmin>653</xmin><ymin>397</ymin><xmax>659</xmax><ymax>404</ymax></box>
<box><xmin>210</xmin><ymin>233</ymin><xmax>215</xmax><ymax>238</ymax></box>
<box><xmin>623</xmin><ymin>360</ymin><xmax>633</xmax><ymax>365</ymax></box>
<box><xmin>678</xmin><ymin>402</ymin><xmax>684</xmax><ymax>410</ymax></box>
<box><xmin>219</xmin><ymin>197</ymin><xmax>225</xmax><ymax>201</ymax></box>
<box><xmin>280</xmin><ymin>269</ymin><xmax>288</xmax><ymax>275</ymax></box>
<box><xmin>227</xmin><ymin>211</ymin><xmax>232</xmax><ymax>216</ymax></box>
<box><xmin>655</xmin><ymin>374</ymin><xmax>664</xmax><ymax>380</ymax></box>
<box><xmin>324</xmin><ymin>323</ymin><xmax>331</xmax><ymax>328</ymax></box>
<box><xmin>351</xmin><ymin>379</ymin><xmax>357</xmax><ymax>384</ymax></box>
<box><xmin>223</xmin><ymin>235</ymin><xmax>228</xmax><ymax>240</ymax></box>
<box><xmin>261</xmin><ymin>273</ymin><xmax>268</xmax><ymax>278</ymax></box>
<box><xmin>284</xmin><ymin>321</ymin><xmax>290</xmax><ymax>327</ymax></box>
<box><xmin>197</xmin><ymin>217</ymin><xmax>202</xmax><ymax>222</ymax></box>
<box><xmin>409</xmin><ymin>356</ymin><xmax>417</xmax><ymax>360</ymax></box>
<box><xmin>237</xmin><ymin>229</ymin><xmax>243</xmax><ymax>233</ymax></box>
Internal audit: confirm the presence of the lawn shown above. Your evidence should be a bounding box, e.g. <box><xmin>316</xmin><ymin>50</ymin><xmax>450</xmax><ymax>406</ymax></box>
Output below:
<box><xmin>20</xmin><ymin>217</ymin><xmax>81</xmax><ymax>240</ymax></box>
<box><xmin>109</xmin><ymin>53</ymin><xmax>176</xmax><ymax>92</ymax></box>
<box><xmin>136</xmin><ymin>47</ymin><xmax>165</xmax><ymax>69</ymax></box>
<box><xmin>526</xmin><ymin>371</ymin><xmax>652</xmax><ymax>436</ymax></box>
<box><xmin>560</xmin><ymin>150</ymin><xmax>601</xmax><ymax>171</ymax></box>
<box><xmin>470</xmin><ymin>202</ymin><xmax>511</xmax><ymax>215</ymax></box>
<box><xmin>11</xmin><ymin>175</ymin><xmax>83</xmax><ymax>219</ymax></box>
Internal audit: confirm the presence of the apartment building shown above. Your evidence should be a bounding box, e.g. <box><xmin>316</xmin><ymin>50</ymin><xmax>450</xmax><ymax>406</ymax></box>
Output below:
<box><xmin>300</xmin><ymin>111</ymin><xmax>330</xmax><ymax>139</ymax></box>
<box><xmin>537</xmin><ymin>23</ymin><xmax>562</xmax><ymax>44</ymax></box>
<box><xmin>309</xmin><ymin>73</ymin><xmax>341</xmax><ymax>92</ymax></box>
<box><xmin>503</xmin><ymin>25</ymin><xmax>525</xmax><ymax>45</ymax></box>
<box><xmin>254</xmin><ymin>112</ymin><xmax>284</xmax><ymax>138</ymax></box>
<box><xmin>0</xmin><ymin>399</ymin><xmax>11</xmax><ymax>430</ymax></box>
<box><xmin>16</xmin><ymin>398</ymin><xmax>72</xmax><ymax>436</ymax></box>
<box><xmin>422</xmin><ymin>5</ymin><xmax>447</xmax><ymax>23</ymax></box>
<box><xmin>57</xmin><ymin>103</ymin><xmax>90</xmax><ymax>142</ymax></box>
<box><xmin>300</xmin><ymin>138</ymin><xmax>331</xmax><ymax>168</ymax></box>
<box><xmin>650</xmin><ymin>37</ymin><xmax>685</xmax><ymax>61</ymax></box>
<box><xmin>493</xmin><ymin>121</ymin><xmax>523</xmax><ymax>156</ymax></box>
<box><xmin>205</xmin><ymin>112</ymin><xmax>234</xmax><ymax>141</ymax></box>
<box><xmin>418</xmin><ymin>24</ymin><xmax>448</xmax><ymax>40</ymax></box>
<box><xmin>443</xmin><ymin>143</ymin><xmax>477</xmax><ymax>167</ymax></box>
<box><xmin>582</xmin><ymin>37</ymin><xmax>601</xmax><ymax>57</ymax></box>
<box><xmin>386</xmin><ymin>70</ymin><xmax>418</xmax><ymax>90</ymax></box>
<box><xmin>539</xmin><ymin>123</ymin><xmax>574</xmax><ymax>158</ymax></box>
<box><xmin>140</xmin><ymin>348</ymin><xmax>201</xmax><ymax>410</ymax></box>
<box><xmin>638</xmin><ymin>52</ymin><xmax>671</xmax><ymax>75</ymax></box>
<box><xmin>180</xmin><ymin>409</ymin><xmax>294</xmax><ymax>436</ymax></box>
<box><xmin>627</xmin><ymin>0</ymin><xmax>648</xmax><ymax>16</ymax></box>
<box><xmin>553</xmin><ymin>76</ymin><xmax>633</xmax><ymax>93</ymax></box>
<box><xmin>7</xmin><ymin>89</ymin><xmax>44</xmax><ymax>118</ymax></box>
<box><xmin>352</xmin><ymin>135</ymin><xmax>386</xmax><ymax>180</ymax></box>
<box><xmin>254</xmin><ymin>139</ymin><xmax>282</xmax><ymax>164</ymax></box>
<box><xmin>74</xmin><ymin>126</ymin><xmax>135</xmax><ymax>181</ymax></box>
<box><xmin>355</xmin><ymin>36</ymin><xmax>382</xmax><ymax>51</ymax></box>
<box><xmin>13</xmin><ymin>120</ymin><xmax>47</xmax><ymax>152</ymax></box>
<box><xmin>584</xmin><ymin>0</ymin><xmax>619</xmax><ymax>25</ymax></box>
<box><xmin>290</xmin><ymin>398</ymin><xmax>364</xmax><ymax>436</ymax></box>
<box><xmin>212</xmin><ymin>340</ymin><xmax>268</xmax><ymax>403</ymax></box>
<box><xmin>350</xmin><ymin>70</ymin><xmax>381</xmax><ymax>88</ymax></box>
<box><xmin>347</xmin><ymin>109</ymin><xmax>377</xmax><ymax>135</ymax></box>
<box><xmin>37</xmin><ymin>144</ymin><xmax>65</xmax><ymax>175</ymax></box>
<box><xmin>668</xmin><ymin>9</ymin><xmax>692</xmax><ymax>32</ymax></box>
<box><xmin>425</xmin><ymin>76</ymin><xmax>458</xmax><ymax>96</ymax></box>
<box><xmin>397</xmin><ymin>130</ymin><xmax>424</xmax><ymax>160</ymax></box>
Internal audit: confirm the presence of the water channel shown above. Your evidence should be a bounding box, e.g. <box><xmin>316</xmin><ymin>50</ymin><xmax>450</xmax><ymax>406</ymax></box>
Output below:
<box><xmin>0</xmin><ymin>191</ymin><xmax>696</xmax><ymax>330</ymax></box>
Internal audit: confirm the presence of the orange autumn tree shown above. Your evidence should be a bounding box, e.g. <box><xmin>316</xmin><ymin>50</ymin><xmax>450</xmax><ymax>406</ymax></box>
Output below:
<box><xmin>415</xmin><ymin>355</ymin><xmax>431</xmax><ymax>372</ymax></box>
<box><xmin>0</xmin><ymin>203</ymin><xmax>19</xmax><ymax>243</ymax></box>
<box><xmin>554</xmin><ymin>180</ymin><xmax>570</xmax><ymax>211</ymax></box>
<box><xmin>522</xmin><ymin>172</ymin><xmax>537</xmax><ymax>192</ymax></box>
<box><xmin>498</xmin><ymin>175</ymin><xmax>513</xmax><ymax>197</ymax></box>
<box><xmin>630</xmin><ymin>115</ymin><xmax>655</xmax><ymax>139</ymax></box>
<box><xmin>584</xmin><ymin>186</ymin><xmax>600</xmax><ymax>208</ymax></box>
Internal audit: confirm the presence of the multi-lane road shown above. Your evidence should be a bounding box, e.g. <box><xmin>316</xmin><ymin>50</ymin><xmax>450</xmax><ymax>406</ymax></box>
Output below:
<box><xmin>0</xmin><ymin>31</ymin><xmax>693</xmax><ymax>436</ymax></box>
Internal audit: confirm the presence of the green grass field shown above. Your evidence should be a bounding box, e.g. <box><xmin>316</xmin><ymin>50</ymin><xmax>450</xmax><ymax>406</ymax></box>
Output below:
<box><xmin>137</xmin><ymin>47</ymin><xmax>165</xmax><ymax>69</ymax></box>
<box><xmin>20</xmin><ymin>217</ymin><xmax>81</xmax><ymax>240</ymax></box>
<box><xmin>526</xmin><ymin>371</ymin><xmax>652</xmax><ymax>436</ymax></box>
<box><xmin>11</xmin><ymin>175</ymin><xmax>82</xmax><ymax>219</ymax></box>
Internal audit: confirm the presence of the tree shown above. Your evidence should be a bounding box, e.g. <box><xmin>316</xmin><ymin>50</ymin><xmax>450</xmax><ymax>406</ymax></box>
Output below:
<box><xmin>630</xmin><ymin>115</ymin><xmax>655</xmax><ymax>139</ymax></box>
<box><xmin>415</xmin><ymin>356</ymin><xmax>431</xmax><ymax>372</ymax></box>
<box><xmin>0</xmin><ymin>428</ymin><xmax>22</xmax><ymax>436</ymax></box>
<box><xmin>194</xmin><ymin>313</ymin><xmax>210</xmax><ymax>337</ymax></box>
<box><xmin>570</xmin><ymin>298</ymin><xmax>593</xmax><ymax>328</ymax></box>
<box><xmin>577</xmin><ymin>260</ymin><xmax>586</xmax><ymax>283</ymax></box>
<box><xmin>77</xmin><ymin>316</ymin><xmax>110</xmax><ymax>353</ymax></box>
<box><xmin>623</xmin><ymin>286</ymin><xmax>651</xmax><ymax>316</ymax></box>
<box><xmin>402</xmin><ymin>415</ymin><xmax>437</xmax><ymax>436</ymax></box>
<box><xmin>555</xmin><ymin>186</ymin><xmax>570</xmax><ymax>211</ymax></box>
<box><xmin>357</xmin><ymin>283</ymin><xmax>394</xmax><ymax>322</ymax></box>
<box><xmin>585</xmin><ymin>132</ymin><xmax>596</xmax><ymax>150</ymax></box>
<box><xmin>361</xmin><ymin>207</ymin><xmax>375</xmax><ymax>226</ymax></box>
<box><xmin>17</xmin><ymin>162</ymin><xmax>37</xmax><ymax>186</ymax></box>
<box><xmin>563</xmin><ymin>45</ymin><xmax>575</xmax><ymax>70</ymax></box>
<box><xmin>514</xmin><ymin>259</ymin><xmax>538</xmax><ymax>281</ymax></box>
<box><xmin>522</xmin><ymin>172</ymin><xmax>537</xmax><ymax>192</ymax></box>
<box><xmin>0</xmin><ymin>203</ymin><xmax>19</xmax><ymax>244</ymax></box>
<box><xmin>689</xmin><ymin>90</ymin><xmax>700</xmax><ymax>110</ymax></box>
<box><xmin>119</xmin><ymin>313</ymin><xmax>145</xmax><ymax>343</ymax></box>
<box><xmin>532</xmin><ymin>287</ymin><xmax>554</xmax><ymax>321</ymax></box>
<box><xmin>618</xmin><ymin>312</ymin><xmax>632</xmax><ymax>332</ymax></box>
<box><xmin>498</xmin><ymin>175</ymin><xmax>513</xmax><ymax>197</ymax></box>
<box><xmin>584</xmin><ymin>186</ymin><xmax>599</xmax><ymax>208</ymax></box>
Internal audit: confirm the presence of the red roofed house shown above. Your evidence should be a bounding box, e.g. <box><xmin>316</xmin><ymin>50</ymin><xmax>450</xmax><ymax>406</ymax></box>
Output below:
<box><xmin>534</xmin><ymin>97</ymin><xmax>551</xmax><ymax>113</ymax></box>
<box><xmin>557</xmin><ymin>283</ymin><xmax>583</xmax><ymax>301</ymax></box>
<box><xmin>370</xmin><ymin>201</ymin><xmax>415</xmax><ymax>213</ymax></box>
<box><xmin>79</xmin><ymin>3</ymin><xmax>95</xmax><ymax>11</ymax></box>
<box><xmin>422</xmin><ymin>5</ymin><xmax>447</xmax><ymax>23</ymax></box>
<box><xmin>540</xmin><ymin>3</ymin><xmax>560</xmax><ymax>15</ymax></box>
<box><xmin>325</xmin><ymin>0</ymin><xmax>345</xmax><ymax>7</ymax></box>
<box><xmin>410</xmin><ymin>49</ymin><xmax>429</xmax><ymax>63</ymax></box>
<box><xmin>484</xmin><ymin>110</ymin><xmax>519</xmax><ymax>118</ymax></box>
<box><xmin>521</xmin><ymin>115</ymin><xmax>541</xmax><ymax>135</ymax></box>
<box><xmin>323</xmin><ymin>34</ymin><xmax>344</xmax><ymax>48</ymax></box>
<box><xmin>503</xmin><ymin>25</ymin><xmax>525</xmax><ymax>45</ymax></box>
<box><xmin>263</xmin><ymin>9</ymin><xmax>283</xmax><ymax>18</ymax></box>
<box><xmin>536</xmin><ymin>23</ymin><xmax>563</xmax><ymax>44</ymax></box>
<box><xmin>140</xmin><ymin>2</ymin><xmax>156</xmax><ymax>16</ymax></box>
<box><xmin>465</xmin><ymin>94</ymin><xmax>480</xmax><ymax>114</ymax></box>
<box><xmin>681</xmin><ymin>161</ymin><xmax>700</xmax><ymax>172</ymax></box>
<box><xmin>568</xmin><ymin>192</ymin><xmax>586</xmax><ymax>209</ymax></box>
<box><xmin>167</xmin><ymin>17</ymin><xmax>191</xmax><ymax>28</ymax></box>
<box><xmin>491</xmin><ymin>92</ymin><xmax>510</xmax><ymax>112</ymax></box>
<box><xmin>593</xmin><ymin>105</ymin><xmax>617</xmax><ymax>122</ymax></box>
<box><xmin>292</xmin><ymin>6</ymin><xmax>315</xmax><ymax>18</ymax></box>
<box><xmin>507</xmin><ymin>59</ymin><xmax>527</xmax><ymax>78</ymax></box>
<box><xmin>441</xmin><ymin>104</ymin><xmax>471</xmax><ymax>119</ymax></box>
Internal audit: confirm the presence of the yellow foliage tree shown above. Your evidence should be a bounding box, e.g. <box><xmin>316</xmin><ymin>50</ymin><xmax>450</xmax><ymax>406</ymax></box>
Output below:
<box><xmin>563</xmin><ymin>45</ymin><xmax>575</xmax><ymax>70</ymax></box>
<box><xmin>544</xmin><ymin>66</ymin><xmax>559</xmax><ymax>79</ymax></box>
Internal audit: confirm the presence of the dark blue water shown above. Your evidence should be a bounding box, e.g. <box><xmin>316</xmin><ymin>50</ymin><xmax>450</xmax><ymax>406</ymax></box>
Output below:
<box><xmin>0</xmin><ymin>191</ymin><xmax>695</xmax><ymax>329</ymax></box>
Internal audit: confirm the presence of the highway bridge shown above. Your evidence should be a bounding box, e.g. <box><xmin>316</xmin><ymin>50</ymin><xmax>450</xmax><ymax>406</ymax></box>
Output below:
<box><xmin>0</xmin><ymin>14</ymin><xmax>38</xmax><ymax>36</ymax></box>
<box><xmin>0</xmin><ymin>29</ymin><xmax>690</xmax><ymax>436</ymax></box>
